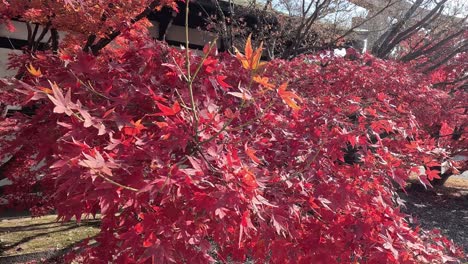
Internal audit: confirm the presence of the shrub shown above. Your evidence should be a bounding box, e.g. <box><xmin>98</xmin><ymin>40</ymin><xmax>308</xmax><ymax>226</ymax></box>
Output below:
<box><xmin>0</xmin><ymin>1</ymin><xmax>466</xmax><ymax>263</ymax></box>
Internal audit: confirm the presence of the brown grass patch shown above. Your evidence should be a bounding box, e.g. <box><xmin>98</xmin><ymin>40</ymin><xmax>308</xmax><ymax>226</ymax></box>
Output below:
<box><xmin>0</xmin><ymin>215</ymin><xmax>99</xmax><ymax>257</ymax></box>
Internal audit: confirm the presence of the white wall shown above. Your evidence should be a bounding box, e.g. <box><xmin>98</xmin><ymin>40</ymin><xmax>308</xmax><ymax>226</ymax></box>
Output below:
<box><xmin>0</xmin><ymin>48</ymin><xmax>22</xmax><ymax>78</ymax></box>
<box><xmin>0</xmin><ymin>21</ymin><xmax>53</xmax><ymax>78</ymax></box>
<box><xmin>0</xmin><ymin>20</ymin><xmax>53</xmax><ymax>41</ymax></box>
<box><xmin>149</xmin><ymin>21</ymin><xmax>219</xmax><ymax>48</ymax></box>
<box><xmin>0</xmin><ymin>20</ymin><xmax>218</xmax><ymax>77</ymax></box>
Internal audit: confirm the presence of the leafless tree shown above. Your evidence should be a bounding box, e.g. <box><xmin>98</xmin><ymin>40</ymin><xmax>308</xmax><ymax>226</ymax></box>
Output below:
<box><xmin>365</xmin><ymin>0</ymin><xmax>467</xmax><ymax>71</ymax></box>
<box><xmin>207</xmin><ymin>0</ymin><xmax>397</xmax><ymax>59</ymax></box>
<box><xmin>207</xmin><ymin>0</ymin><xmax>466</xmax><ymax>71</ymax></box>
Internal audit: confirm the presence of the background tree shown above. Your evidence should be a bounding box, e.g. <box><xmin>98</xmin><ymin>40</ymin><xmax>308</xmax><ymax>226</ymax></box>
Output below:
<box><xmin>364</xmin><ymin>0</ymin><xmax>467</xmax><ymax>72</ymax></box>
<box><xmin>207</xmin><ymin>0</ymin><xmax>466</xmax><ymax>69</ymax></box>
<box><xmin>207</xmin><ymin>0</ymin><xmax>366</xmax><ymax>59</ymax></box>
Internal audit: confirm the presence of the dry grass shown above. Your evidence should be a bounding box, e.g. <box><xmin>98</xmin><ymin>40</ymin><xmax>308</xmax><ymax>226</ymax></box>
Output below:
<box><xmin>0</xmin><ymin>215</ymin><xmax>99</xmax><ymax>257</ymax></box>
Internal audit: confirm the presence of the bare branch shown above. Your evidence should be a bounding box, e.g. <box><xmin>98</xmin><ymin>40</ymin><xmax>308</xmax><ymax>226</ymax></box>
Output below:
<box><xmin>422</xmin><ymin>41</ymin><xmax>468</xmax><ymax>73</ymax></box>
<box><xmin>29</xmin><ymin>23</ymin><xmax>39</xmax><ymax>49</ymax></box>
<box><xmin>51</xmin><ymin>28</ymin><xmax>59</xmax><ymax>54</ymax></box>
<box><xmin>372</xmin><ymin>0</ymin><xmax>425</xmax><ymax>57</ymax></box>
<box><xmin>377</xmin><ymin>0</ymin><xmax>448</xmax><ymax>58</ymax></box>
<box><xmin>33</xmin><ymin>22</ymin><xmax>51</xmax><ymax>51</ymax></box>
<box><xmin>400</xmin><ymin>28</ymin><xmax>465</xmax><ymax>62</ymax></box>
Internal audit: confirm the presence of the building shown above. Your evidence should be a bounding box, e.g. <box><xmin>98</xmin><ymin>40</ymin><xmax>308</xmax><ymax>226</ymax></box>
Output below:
<box><xmin>0</xmin><ymin>0</ymin><xmax>245</xmax><ymax>77</ymax></box>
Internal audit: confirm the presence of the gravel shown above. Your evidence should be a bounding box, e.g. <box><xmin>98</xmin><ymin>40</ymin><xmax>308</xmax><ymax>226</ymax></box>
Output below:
<box><xmin>399</xmin><ymin>182</ymin><xmax>468</xmax><ymax>253</ymax></box>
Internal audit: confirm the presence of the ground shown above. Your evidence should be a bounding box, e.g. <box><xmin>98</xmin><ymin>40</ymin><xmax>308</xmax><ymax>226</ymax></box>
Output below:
<box><xmin>0</xmin><ymin>215</ymin><xmax>99</xmax><ymax>263</ymax></box>
<box><xmin>401</xmin><ymin>175</ymin><xmax>468</xmax><ymax>253</ymax></box>
<box><xmin>0</xmin><ymin>176</ymin><xmax>466</xmax><ymax>263</ymax></box>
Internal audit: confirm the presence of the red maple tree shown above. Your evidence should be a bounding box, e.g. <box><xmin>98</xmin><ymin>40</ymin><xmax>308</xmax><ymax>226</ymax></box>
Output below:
<box><xmin>0</xmin><ymin>1</ymin><xmax>466</xmax><ymax>263</ymax></box>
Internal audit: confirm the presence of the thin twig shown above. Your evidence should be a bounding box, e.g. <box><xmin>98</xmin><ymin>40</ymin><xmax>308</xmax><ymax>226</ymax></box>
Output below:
<box><xmin>80</xmin><ymin>160</ymin><xmax>139</xmax><ymax>192</ymax></box>
<box><xmin>185</xmin><ymin>0</ymin><xmax>199</xmax><ymax>138</ymax></box>
<box><xmin>97</xmin><ymin>173</ymin><xmax>139</xmax><ymax>192</ymax></box>
<box><xmin>191</xmin><ymin>38</ymin><xmax>218</xmax><ymax>81</ymax></box>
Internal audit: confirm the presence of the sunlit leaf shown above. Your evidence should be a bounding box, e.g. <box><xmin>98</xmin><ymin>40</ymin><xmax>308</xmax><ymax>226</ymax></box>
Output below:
<box><xmin>26</xmin><ymin>63</ymin><xmax>42</xmax><ymax>77</ymax></box>
<box><xmin>277</xmin><ymin>82</ymin><xmax>302</xmax><ymax>110</ymax></box>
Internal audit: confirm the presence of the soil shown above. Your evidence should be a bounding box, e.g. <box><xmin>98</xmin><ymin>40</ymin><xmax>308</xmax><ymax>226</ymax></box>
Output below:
<box><xmin>400</xmin><ymin>176</ymin><xmax>468</xmax><ymax>254</ymax></box>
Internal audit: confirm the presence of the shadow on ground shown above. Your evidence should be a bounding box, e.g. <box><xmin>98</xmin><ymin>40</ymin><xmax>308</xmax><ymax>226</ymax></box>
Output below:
<box><xmin>400</xmin><ymin>182</ymin><xmax>468</xmax><ymax>253</ymax></box>
<box><xmin>0</xmin><ymin>240</ymin><xmax>80</xmax><ymax>264</ymax></box>
<box><xmin>0</xmin><ymin>215</ymin><xmax>99</xmax><ymax>263</ymax></box>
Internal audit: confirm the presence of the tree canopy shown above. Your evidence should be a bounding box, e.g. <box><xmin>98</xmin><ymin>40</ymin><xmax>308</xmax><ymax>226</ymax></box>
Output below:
<box><xmin>0</xmin><ymin>0</ymin><xmax>466</xmax><ymax>263</ymax></box>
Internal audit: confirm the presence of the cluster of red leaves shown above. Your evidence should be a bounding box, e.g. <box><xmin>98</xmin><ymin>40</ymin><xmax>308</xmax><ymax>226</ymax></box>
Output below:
<box><xmin>1</xmin><ymin>0</ymin><xmax>467</xmax><ymax>261</ymax></box>
<box><xmin>0</xmin><ymin>32</ymin><xmax>466</xmax><ymax>262</ymax></box>
<box><xmin>0</xmin><ymin>0</ymin><xmax>176</xmax><ymax>36</ymax></box>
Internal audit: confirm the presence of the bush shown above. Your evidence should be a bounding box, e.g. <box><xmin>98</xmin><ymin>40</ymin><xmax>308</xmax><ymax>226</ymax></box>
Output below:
<box><xmin>0</xmin><ymin>1</ymin><xmax>466</xmax><ymax>263</ymax></box>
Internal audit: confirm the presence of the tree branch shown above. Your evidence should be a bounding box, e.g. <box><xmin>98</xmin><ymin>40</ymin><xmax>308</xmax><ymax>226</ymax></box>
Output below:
<box><xmin>33</xmin><ymin>22</ymin><xmax>51</xmax><ymax>51</ymax></box>
<box><xmin>83</xmin><ymin>35</ymin><xmax>97</xmax><ymax>52</ymax></box>
<box><xmin>29</xmin><ymin>23</ymin><xmax>39</xmax><ymax>49</ymax></box>
<box><xmin>372</xmin><ymin>0</ymin><xmax>424</xmax><ymax>57</ymax></box>
<box><xmin>213</xmin><ymin>0</ymin><xmax>232</xmax><ymax>52</ymax></box>
<box><xmin>282</xmin><ymin>0</ymin><xmax>331</xmax><ymax>59</ymax></box>
<box><xmin>400</xmin><ymin>28</ymin><xmax>465</xmax><ymax>62</ymax></box>
<box><xmin>379</xmin><ymin>0</ymin><xmax>447</xmax><ymax>57</ymax></box>
<box><xmin>51</xmin><ymin>28</ymin><xmax>59</xmax><ymax>54</ymax></box>
<box><xmin>434</xmin><ymin>74</ymin><xmax>468</xmax><ymax>88</ymax></box>
<box><xmin>88</xmin><ymin>1</ymin><xmax>160</xmax><ymax>55</ymax></box>
<box><xmin>26</xmin><ymin>22</ymin><xmax>32</xmax><ymax>47</ymax></box>
<box><xmin>422</xmin><ymin>41</ymin><xmax>468</xmax><ymax>72</ymax></box>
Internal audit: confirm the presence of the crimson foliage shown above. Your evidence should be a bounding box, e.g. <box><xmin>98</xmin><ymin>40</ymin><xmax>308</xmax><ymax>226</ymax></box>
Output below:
<box><xmin>0</xmin><ymin>2</ymin><xmax>467</xmax><ymax>263</ymax></box>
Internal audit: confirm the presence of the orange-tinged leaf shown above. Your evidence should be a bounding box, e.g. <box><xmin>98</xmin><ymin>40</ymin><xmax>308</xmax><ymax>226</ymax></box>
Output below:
<box><xmin>26</xmin><ymin>63</ymin><xmax>42</xmax><ymax>77</ymax></box>
<box><xmin>59</xmin><ymin>51</ymin><xmax>73</xmax><ymax>61</ymax></box>
<box><xmin>155</xmin><ymin>121</ymin><xmax>168</xmax><ymax>128</ymax></box>
<box><xmin>224</xmin><ymin>108</ymin><xmax>238</xmax><ymax>119</ymax></box>
<box><xmin>240</xmin><ymin>167</ymin><xmax>258</xmax><ymax>189</ymax></box>
<box><xmin>439</xmin><ymin>122</ymin><xmax>453</xmax><ymax>136</ymax></box>
<box><xmin>122</xmin><ymin>119</ymin><xmax>146</xmax><ymax>136</ymax></box>
<box><xmin>236</xmin><ymin>51</ymin><xmax>250</xmax><ymax>70</ymax></box>
<box><xmin>102</xmin><ymin>107</ymin><xmax>115</xmax><ymax>118</ymax></box>
<box><xmin>365</xmin><ymin>107</ymin><xmax>377</xmax><ymax>117</ymax></box>
<box><xmin>245</xmin><ymin>34</ymin><xmax>253</xmax><ymax>61</ymax></box>
<box><xmin>156</xmin><ymin>101</ymin><xmax>181</xmax><ymax>116</ymax></box>
<box><xmin>245</xmin><ymin>143</ymin><xmax>261</xmax><ymax>164</ymax></box>
<box><xmin>235</xmin><ymin>34</ymin><xmax>266</xmax><ymax>71</ymax></box>
<box><xmin>130</xmin><ymin>122</ymin><xmax>145</xmax><ymax>135</ymax></box>
<box><xmin>133</xmin><ymin>119</ymin><xmax>144</xmax><ymax>127</ymax></box>
<box><xmin>253</xmin><ymin>76</ymin><xmax>275</xmax><ymax>90</ymax></box>
<box><xmin>161</xmin><ymin>133</ymin><xmax>171</xmax><ymax>140</ymax></box>
<box><xmin>252</xmin><ymin>43</ymin><xmax>266</xmax><ymax>70</ymax></box>
<box><xmin>308</xmin><ymin>196</ymin><xmax>320</xmax><ymax>209</ymax></box>
<box><xmin>38</xmin><ymin>86</ymin><xmax>53</xmax><ymax>94</ymax></box>
<box><xmin>241</xmin><ymin>211</ymin><xmax>250</xmax><ymax>227</ymax></box>
<box><xmin>277</xmin><ymin>82</ymin><xmax>302</xmax><ymax>110</ymax></box>
<box><xmin>143</xmin><ymin>232</ymin><xmax>156</xmax><ymax>247</ymax></box>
